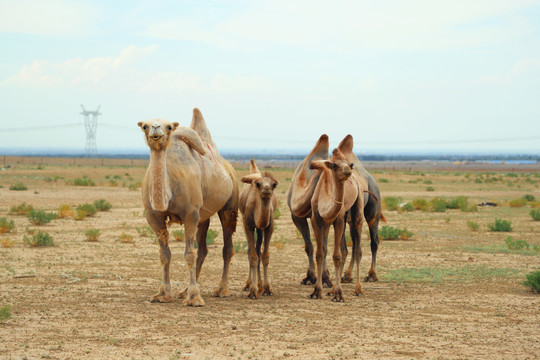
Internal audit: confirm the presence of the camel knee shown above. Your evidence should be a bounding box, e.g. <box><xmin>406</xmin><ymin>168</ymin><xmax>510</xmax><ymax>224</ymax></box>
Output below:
<box><xmin>185</xmin><ymin>251</ymin><xmax>196</xmax><ymax>267</ymax></box>
<box><xmin>159</xmin><ymin>246</ymin><xmax>171</xmax><ymax>265</ymax></box>
<box><xmin>332</xmin><ymin>253</ymin><xmax>342</xmax><ymax>267</ymax></box>
<box><xmin>261</xmin><ymin>253</ymin><xmax>270</xmax><ymax>267</ymax></box>
<box><xmin>157</xmin><ymin>229</ymin><xmax>169</xmax><ymax>246</ymax></box>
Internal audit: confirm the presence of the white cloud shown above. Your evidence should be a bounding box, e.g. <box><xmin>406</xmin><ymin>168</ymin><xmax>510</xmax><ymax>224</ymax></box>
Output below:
<box><xmin>0</xmin><ymin>0</ymin><xmax>96</xmax><ymax>35</ymax></box>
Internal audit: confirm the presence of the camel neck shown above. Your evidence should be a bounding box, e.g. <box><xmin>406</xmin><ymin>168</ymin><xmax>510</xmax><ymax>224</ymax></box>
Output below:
<box><xmin>149</xmin><ymin>150</ymin><xmax>170</xmax><ymax>212</ymax></box>
<box><xmin>255</xmin><ymin>196</ymin><xmax>273</xmax><ymax>229</ymax></box>
<box><xmin>319</xmin><ymin>171</ymin><xmax>346</xmax><ymax>221</ymax></box>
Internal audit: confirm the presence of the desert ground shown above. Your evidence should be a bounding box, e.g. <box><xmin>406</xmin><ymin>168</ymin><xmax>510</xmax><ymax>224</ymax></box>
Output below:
<box><xmin>0</xmin><ymin>158</ymin><xmax>539</xmax><ymax>359</ymax></box>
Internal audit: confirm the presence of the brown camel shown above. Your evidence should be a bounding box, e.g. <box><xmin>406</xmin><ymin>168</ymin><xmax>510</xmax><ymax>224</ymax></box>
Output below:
<box><xmin>239</xmin><ymin>159</ymin><xmax>279</xmax><ymax>299</ymax></box>
<box><xmin>309</xmin><ymin>148</ymin><xmax>360</xmax><ymax>302</ymax></box>
<box><xmin>287</xmin><ymin>135</ymin><xmax>333</xmax><ymax>287</ymax></box>
<box><xmin>337</xmin><ymin>135</ymin><xmax>386</xmax><ymax>286</ymax></box>
<box><xmin>137</xmin><ymin>108</ymin><xmax>238</xmax><ymax>307</ymax></box>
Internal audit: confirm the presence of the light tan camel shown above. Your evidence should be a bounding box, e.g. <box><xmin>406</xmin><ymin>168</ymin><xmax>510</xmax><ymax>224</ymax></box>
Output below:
<box><xmin>137</xmin><ymin>108</ymin><xmax>238</xmax><ymax>307</ymax></box>
<box><xmin>337</xmin><ymin>135</ymin><xmax>385</xmax><ymax>288</ymax></box>
<box><xmin>239</xmin><ymin>159</ymin><xmax>278</xmax><ymax>299</ymax></box>
<box><xmin>286</xmin><ymin>135</ymin><xmax>333</xmax><ymax>287</ymax></box>
<box><xmin>308</xmin><ymin>148</ymin><xmax>360</xmax><ymax>302</ymax></box>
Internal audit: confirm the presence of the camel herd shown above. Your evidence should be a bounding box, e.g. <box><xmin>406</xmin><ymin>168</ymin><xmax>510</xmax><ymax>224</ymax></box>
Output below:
<box><xmin>137</xmin><ymin>108</ymin><xmax>384</xmax><ymax>306</ymax></box>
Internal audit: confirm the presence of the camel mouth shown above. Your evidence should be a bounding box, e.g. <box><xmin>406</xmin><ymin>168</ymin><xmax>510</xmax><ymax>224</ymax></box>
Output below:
<box><xmin>151</xmin><ymin>135</ymin><xmax>162</xmax><ymax>141</ymax></box>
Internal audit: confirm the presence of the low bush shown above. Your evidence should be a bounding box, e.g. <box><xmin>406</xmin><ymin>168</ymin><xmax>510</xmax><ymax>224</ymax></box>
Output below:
<box><xmin>466</xmin><ymin>221</ymin><xmax>479</xmax><ymax>231</ymax></box>
<box><xmin>412</xmin><ymin>198</ymin><xmax>429</xmax><ymax>211</ymax></box>
<box><xmin>9</xmin><ymin>182</ymin><xmax>27</xmax><ymax>191</ymax></box>
<box><xmin>58</xmin><ymin>204</ymin><xmax>74</xmax><ymax>219</ymax></box>
<box><xmin>172</xmin><ymin>229</ymin><xmax>184</xmax><ymax>241</ymax></box>
<box><xmin>118</xmin><ymin>233</ymin><xmax>134</xmax><ymax>243</ymax></box>
<box><xmin>24</xmin><ymin>231</ymin><xmax>54</xmax><ymax>247</ymax></box>
<box><xmin>136</xmin><ymin>226</ymin><xmax>154</xmax><ymax>237</ymax></box>
<box><xmin>488</xmin><ymin>219</ymin><xmax>513</xmax><ymax>232</ymax></box>
<box><xmin>429</xmin><ymin>197</ymin><xmax>447</xmax><ymax>212</ymax></box>
<box><xmin>73</xmin><ymin>176</ymin><xmax>95</xmax><ymax>186</ymax></box>
<box><xmin>85</xmin><ymin>228</ymin><xmax>101</xmax><ymax>242</ymax></box>
<box><xmin>400</xmin><ymin>202</ymin><xmax>414</xmax><ymax>212</ymax></box>
<box><xmin>426</xmin><ymin>186</ymin><xmax>435</xmax><ymax>192</ymax></box>
<box><xmin>74</xmin><ymin>209</ymin><xmax>87</xmax><ymax>221</ymax></box>
<box><xmin>9</xmin><ymin>202</ymin><xmax>34</xmax><ymax>215</ymax></box>
<box><xmin>522</xmin><ymin>270</ymin><xmax>540</xmax><ymax>293</ymax></box>
<box><xmin>27</xmin><ymin>210</ymin><xmax>57</xmax><ymax>225</ymax></box>
<box><xmin>0</xmin><ymin>217</ymin><xmax>15</xmax><ymax>234</ymax></box>
<box><xmin>504</xmin><ymin>236</ymin><xmax>529</xmax><ymax>250</ymax></box>
<box><xmin>0</xmin><ymin>305</ymin><xmax>11</xmax><ymax>322</ymax></box>
<box><xmin>206</xmin><ymin>229</ymin><xmax>218</xmax><ymax>244</ymax></box>
<box><xmin>523</xmin><ymin>194</ymin><xmax>536</xmax><ymax>202</ymax></box>
<box><xmin>76</xmin><ymin>203</ymin><xmax>97</xmax><ymax>217</ymax></box>
<box><xmin>383</xmin><ymin>196</ymin><xmax>402</xmax><ymax>211</ymax></box>
<box><xmin>1</xmin><ymin>238</ymin><xmax>16</xmax><ymax>248</ymax></box>
<box><xmin>378</xmin><ymin>178</ymin><xmax>389</xmax><ymax>183</ymax></box>
<box><xmin>94</xmin><ymin>199</ymin><xmax>112</xmax><ymax>211</ymax></box>
<box><xmin>273</xmin><ymin>207</ymin><xmax>281</xmax><ymax>219</ymax></box>
<box><xmin>530</xmin><ymin>209</ymin><xmax>540</xmax><ymax>221</ymax></box>
<box><xmin>508</xmin><ymin>198</ymin><xmax>527</xmax><ymax>208</ymax></box>
<box><xmin>380</xmin><ymin>225</ymin><xmax>413</xmax><ymax>240</ymax></box>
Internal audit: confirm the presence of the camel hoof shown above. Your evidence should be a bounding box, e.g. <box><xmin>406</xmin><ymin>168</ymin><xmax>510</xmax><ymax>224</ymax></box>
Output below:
<box><xmin>309</xmin><ymin>287</ymin><xmax>323</xmax><ymax>299</ymax></box>
<box><xmin>354</xmin><ymin>283</ymin><xmax>364</xmax><ymax>296</ymax></box>
<box><xmin>175</xmin><ymin>288</ymin><xmax>188</xmax><ymax>299</ymax></box>
<box><xmin>322</xmin><ymin>278</ymin><xmax>333</xmax><ymax>288</ymax></box>
<box><xmin>247</xmin><ymin>289</ymin><xmax>259</xmax><ymax>300</ymax></box>
<box><xmin>364</xmin><ymin>274</ymin><xmax>379</xmax><ymax>282</ymax></box>
<box><xmin>261</xmin><ymin>286</ymin><xmax>272</xmax><ymax>296</ymax></box>
<box><xmin>183</xmin><ymin>295</ymin><xmax>205</xmax><ymax>307</ymax></box>
<box><xmin>213</xmin><ymin>286</ymin><xmax>230</xmax><ymax>298</ymax></box>
<box><xmin>332</xmin><ymin>287</ymin><xmax>344</xmax><ymax>302</ymax></box>
<box><xmin>301</xmin><ymin>273</ymin><xmax>317</xmax><ymax>285</ymax></box>
<box><xmin>242</xmin><ymin>285</ymin><xmax>250</xmax><ymax>291</ymax></box>
<box><xmin>341</xmin><ymin>272</ymin><xmax>353</xmax><ymax>283</ymax></box>
<box><xmin>151</xmin><ymin>294</ymin><xmax>174</xmax><ymax>303</ymax></box>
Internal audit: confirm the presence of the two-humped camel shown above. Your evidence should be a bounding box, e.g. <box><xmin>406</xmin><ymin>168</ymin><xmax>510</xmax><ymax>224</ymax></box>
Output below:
<box><xmin>137</xmin><ymin>108</ymin><xmax>238</xmax><ymax>307</ymax></box>
<box><xmin>287</xmin><ymin>135</ymin><xmax>334</xmax><ymax>288</ymax></box>
<box><xmin>239</xmin><ymin>159</ymin><xmax>278</xmax><ymax>299</ymax></box>
<box><xmin>308</xmin><ymin>148</ymin><xmax>361</xmax><ymax>301</ymax></box>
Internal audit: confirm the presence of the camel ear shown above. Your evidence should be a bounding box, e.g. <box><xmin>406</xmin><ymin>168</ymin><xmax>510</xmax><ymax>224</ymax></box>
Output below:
<box><xmin>309</xmin><ymin>160</ymin><xmax>326</xmax><ymax>170</ymax></box>
<box><xmin>137</xmin><ymin>121</ymin><xmax>147</xmax><ymax>130</ymax></box>
<box><xmin>171</xmin><ymin>122</ymin><xmax>179</xmax><ymax>131</ymax></box>
<box><xmin>241</xmin><ymin>174</ymin><xmax>262</xmax><ymax>184</ymax></box>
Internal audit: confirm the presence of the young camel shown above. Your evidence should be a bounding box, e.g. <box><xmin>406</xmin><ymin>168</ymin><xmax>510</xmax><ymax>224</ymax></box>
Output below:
<box><xmin>287</xmin><ymin>135</ymin><xmax>333</xmax><ymax>287</ymax></box>
<box><xmin>337</xmin><ymin>135</ymin><xmax>386</xmax><ymax>286</ymax></box>
<box><xmin>239</xmin><ymin>159</ymin><xmax>279</xmax><ymax>299</ymax></box>
<box><xmin>137</xmin><ymin>108</ymin><xmax>238</xmax><ymax>307</ymax></box>
<box><xmin>309</xmin><ymin>148</ymin><xmax>361</xmax><ymax>302</ymax></box>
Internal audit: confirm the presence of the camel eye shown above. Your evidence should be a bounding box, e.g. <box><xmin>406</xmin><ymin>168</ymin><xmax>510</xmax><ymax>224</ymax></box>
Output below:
<box><xmin>272</xmin><ymin>182</ymin><xmax>277</xmax><ymax>189</ymax></box>
<box><xmin>350</xmin><ymin>163</ymin><xmax>354</xmax><ymax>169</ymax></box>
<box><xmin>332</xmin><ymin>163</ymin><xmax>338</xmax><ymax>170</ymax></box>
<box><xmin>256</xmin><ymin>182</ymin><xmax>261</xmax><ymax>189</ymax></box>
<box><xmin>143</xmin><ymin>125</ymin><xmax>148</xmax><ymax>130</ymax></box>
<box><xmin>167</xmin><ymin>125</ymin><xmax>172</xmax><ymax>131</ymax></box>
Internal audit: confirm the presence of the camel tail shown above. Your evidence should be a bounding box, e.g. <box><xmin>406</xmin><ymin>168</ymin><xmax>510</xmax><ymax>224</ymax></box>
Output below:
<box><xmin>364</xmin><ymin>190</ymin><xmax>386</xmax><ymax>227</ymax></box>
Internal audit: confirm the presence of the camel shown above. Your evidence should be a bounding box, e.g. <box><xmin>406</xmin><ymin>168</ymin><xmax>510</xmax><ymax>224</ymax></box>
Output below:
<box><xmin>287</xmin><ymin>135</ymin><xmax>334</xmax><ymax>288</ymax></box>
<box><xmin>239</xmin><ymin>159</ymin><xmax>279</xmax><ymax>299</ymax></box>
<box><xmin>137</xmin><ymin>108</ymin><xmax>238</xmax><ymax>307</ymax></box>
<box><xmin>338</xmin><ymin>135</ymin><xmax>386</xmax><ymax>285</ymax></box>
<box><xmin>308</xmin><ymin>148</ymin><xmax>361</xmax><ymax>302</ymax></box>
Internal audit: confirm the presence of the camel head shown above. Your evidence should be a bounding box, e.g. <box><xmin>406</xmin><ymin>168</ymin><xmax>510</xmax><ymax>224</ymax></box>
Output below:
<box><xmin>242</xmin><ymin>172</ymin><xmax>279</xmax><ymax>200</ymax></box>
<box><xmin>137</xmin><ymin>119</ymin><xmax>179</xmax><ymax>151</ymax></box>
<box><xmin>310</xmin><ymin>148</ymin><xmax>354</xmax><ymax>183</ymax></box>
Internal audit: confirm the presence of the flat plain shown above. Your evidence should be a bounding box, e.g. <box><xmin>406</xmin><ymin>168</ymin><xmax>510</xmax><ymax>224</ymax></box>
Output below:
<box><xmin>1</xmin><ymin>159</ymin><xmax>539</xmax><ymax>359</ymax></box>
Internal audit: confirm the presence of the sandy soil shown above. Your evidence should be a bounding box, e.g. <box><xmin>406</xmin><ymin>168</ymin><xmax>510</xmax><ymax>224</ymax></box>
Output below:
<box><xmin>0</xmin><ymin>162</ymin><xmax>539</xmax><ymax>359</ymax></box>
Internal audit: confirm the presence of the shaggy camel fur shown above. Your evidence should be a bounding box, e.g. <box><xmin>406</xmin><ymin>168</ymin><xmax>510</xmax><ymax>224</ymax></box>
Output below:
<box><xmin>286</xmin><ymin>135</ymin><xmax>333</xmax><ymax>287</ymax></box>
<box><xmin>309</xmin><ymin>148</ymin><xmax>360</xmax><ymax>302</ymax></box>
<box><xmin>337</xmin><ymin>135</ymin><xmax>386</xmax><ymax>285</ymax></box>
<box><xmin>138</xmin><ymin>108</ymin><xmax>238</xmax><ymax>307</ymax></box>
<box><xmin>239</xmin><ymin>159</ymin><xmax>279</xmax><ymax>299</ymax></box>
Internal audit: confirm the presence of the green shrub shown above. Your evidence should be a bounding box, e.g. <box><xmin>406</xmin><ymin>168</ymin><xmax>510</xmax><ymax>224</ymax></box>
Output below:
<box><xmin>523</xmin><ymin>194</ymin><xmax>536</xmax><ymax>202</ymax></box>
<box><xmin>234</xmin><ymin>240</ymin><xmax>247</xmax><ymax>253</ymax></box>
<box><xmin>522</xmin><ymin>271</ymin><xmax>540</xmax><ymax>293</ymax></box>
<box><xmin>206</xmin><ymin>229</ymin><xmax>218</xmax><ymax>244</ymax></box>
<box><xmin>383</xmin><ymin>196</ymin><xmax>402</xmax><ymax>211</ymax></box>
<box><xmin>136</xmin><ymin>225</ymin><xmax>154</xmax><ymax>237</ymax></box>
<box><xmin>488</xmin><ymin>219</ymin><xmax>513</xmax><ymax>232</ymax></box>
<box><xmin>466</xmin><ymin>221</ymin><xmax>479</xmax><ymax>231</ymax></box>
<box><xmin>378</xmin><ymin>178</ymin><xmax>389</xmax><ymax>183</ymax></box>
<box><xmin>9</xmin><ymin>202</ymin><xmax>34</xmax><ymax>215</ymax></box>
<box><xmin>504</xmin><ymin>236</ymin><xmax>529</xmax><ymax>250</ymax></box>
<box><xmin>0</xmin><ymin>218</ymin><xmax>15</xmax><ymax>234</ymax></box>
<box><xmin>74</xmin><ymin>209</ymin><xmax>87</xmax><ymax>221</ymax></box>
<box><xmin>423</xmin><ymin>179</ymin><xmax>433</xmax><ymax>184</ymax></box>
<box><xmin>412</xmin><ymin>198</ymin><xmax>429</xmax><ymax>211</ymax></box>
<box><xmin>85</xmin><ymin>228</ymin><xmax>101</xmax><ymax>242</ymax></box>
<box><xmin>447</xmin><ymin>196</ymin><xmax>468</xmax><ymax>210</ymax></box>
<box><xmin>530</xmin><ymin>209</ymin><xmax>540</xmax><ymax>221</ymax></box>
<box><xmin>73</xmin><ymin>176</ymin><xmax>95</xmax><ymax>186</ymax></box>
<box><xmin>274</xmin><ymin>207</ymin><xmax>281</xmax><ymax>219</ymax></box>
<box><xmin>24</xmin><ymin>231</ymin><xmax>54</xmax><ymax>247</ymax></box>
<box><xmin>508</xmin><ymin>198</ymin><xmax>527</xmax><ymax>208</ymax></box>
<box><xmin>426</xmin><ymin>186</ymin><xmax>435</xmax><ymax>192</ymax></box>
<box><xmin>0</xmin><ymin>305</ymin><xmax>11</xmax><ymax>322</ymax></box>
<box><xmin>400</xmin><ymin>202</ymin><xmax>414</xmax><ymax>212</ymax></box>
<box><xmin>429</xmin><ymin>197</ymin><xmax>447</xmax><ymax>212</ymax></box>
<box><xmin>172</xmin><ymin>229</ymin><xmax>184</xmax><ymax>241</ymax></box>
<box><xmin>27</xmin><ymin>209</ymin><xmax>57</xmax><ymax>225</ymax></box>
<box><xmin>76</xmin><ymin>203</ymin><xmax>97</xmax><ymax>217</ymax></box>
<box><xmin>94</xmin><ymin>199</ymin><xmax>112</xmax><ymax>211</ymax></box>
<box><xmin>380</xmin><ymin>225</ymin><xmax>413</xmax><ymax>240</ymax></box>
<box><xmin>9</xmin><ymin>182</ymin><xmax>27</xmax><ymax>191</ymax></box>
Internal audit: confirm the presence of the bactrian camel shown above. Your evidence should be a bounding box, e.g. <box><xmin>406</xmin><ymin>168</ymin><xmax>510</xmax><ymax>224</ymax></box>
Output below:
<box><xmin>137</xmin><ymin>108</ymin><xmax>238</xmax><ymax>307</ymax></box>
<box><xmin>239</xmin><ymin>159</ymin><xmax>279</xmax><ymax>299</ymax></box>
<box><xmin>337</xmin><ymin>135</ymin><xmax>386</xmax><ymax>285</ymax></box>
<box><xmin>287</xmin><ymin>135</ymin><xmax>334</xmax><ymax>288</ymax></box>
<box><xmin>308</xmin><ymin>148</ymin><xmax>360</xmax><ymax>302</ymax></box>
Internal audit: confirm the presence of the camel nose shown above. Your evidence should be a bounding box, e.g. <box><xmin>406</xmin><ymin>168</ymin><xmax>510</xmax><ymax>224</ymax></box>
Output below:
<box><xmin>344</xmin><ymin>169</ymin><xmax>352</xmax><ymax>177</ymax></box>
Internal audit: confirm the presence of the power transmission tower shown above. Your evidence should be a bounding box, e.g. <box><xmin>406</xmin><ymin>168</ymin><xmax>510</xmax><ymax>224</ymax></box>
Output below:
<box><xmin>80</xmin><ymin>105</ymin><xmax>101</xmax><ymax>156</ymax></box>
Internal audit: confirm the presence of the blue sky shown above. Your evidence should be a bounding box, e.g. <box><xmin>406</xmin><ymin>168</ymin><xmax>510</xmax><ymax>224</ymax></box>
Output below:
<box><xmin>1</xmin><ymin>0</ymin><xmax>539</xmax><ymax>155</ymax></box>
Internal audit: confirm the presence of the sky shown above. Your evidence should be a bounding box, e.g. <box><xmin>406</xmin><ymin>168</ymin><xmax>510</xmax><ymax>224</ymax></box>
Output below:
<box><xmin>1</xmin><ymin>0</ymin><xmax>540</xmax><ymax>155</ymax></box>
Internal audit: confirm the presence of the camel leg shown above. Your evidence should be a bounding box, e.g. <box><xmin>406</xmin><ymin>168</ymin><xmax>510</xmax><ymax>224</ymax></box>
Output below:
<box><xmin>321</xmin><ymin>243</ymin><xmax>333</xmax><ymax>288</ymax></box>
<box><xmin>364</xmin><ymin>220</ymin><xmax>380</xmax><ymax>282</ymax></box>
<box><xmin>354</xmin><ymin>219</ymin><xmax>365</xmax><ymax>296</ymax></box>
<box><xmin>145</xmin><ymin>213</ymin><xmax>173</xmax><ymax>303</ymax></box>
<box><xmin>244</xmin><ymin>224</ymin><xmax>259</xmax><ymax>299</ymax></box>
<box><xmin>309</xmin><ymin>214</ymin><xmax>327</xmax><ymax>299</ymax></box>
<box><xmin>183</xmin><ymin>210</ymin><xmax>204</xmax><ymax>307</ymax></box>
<box><xmin>177</xmin><ymin>219</ymin><xmax>210</xmax><ymax>299</ymax></box>
<box><xmin>214</xmin><ymin>209</ymin><xmax>237</xmax><ymax>297</ymax></box>
<box><xmin>341</xmin><ymin>216</ymin><xmax>354</xmax><ymax>283</ymax></box>
<box><xmin>261</xmin><ymin>224</ymin><xmax>273</xmax><ymax>296</ymax></box>
<box><xmin>291</xmin><ymin>214</ymin><xmax>317</xmax><ymax>285</ymax></box>
<box><xmin>255</xmin><ymin>228</ymin><xmax>263</xmax><ymax>292</ymax></box>
<box><xmin>330</xmin><ymin>217</ymin><xmax>345</xmax><ymax>302</ymax></box>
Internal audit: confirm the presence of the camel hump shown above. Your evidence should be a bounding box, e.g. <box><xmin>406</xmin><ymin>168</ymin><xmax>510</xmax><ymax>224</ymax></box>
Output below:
<box><xmin>249</xmin><ymin>159</ymin><xmax>260</xmax><ymax>175</ymax></box>
<box><xmin>190</xmin><ymin>108</ymin><xmax>214</xmax><ymax>145</ymax></box>
<box><xmin>337</xmin><ymin>134</ymin><xmax>354</xmax><ymax>156</ymax></box>
<box><xmin>311</xmin><ymin>134</ymin><xmax>329</xmax><ymax>159</ymax></box>
<box><xmin>176</xmin><ymin>126</ymin><xmax>206</xmax><ymax>156</ymax></box>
